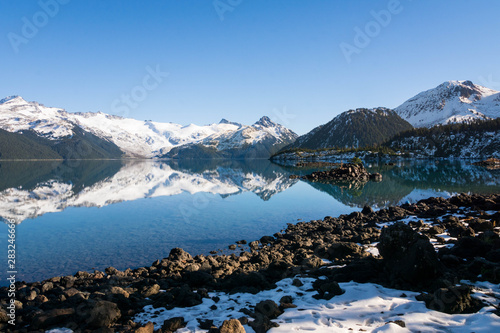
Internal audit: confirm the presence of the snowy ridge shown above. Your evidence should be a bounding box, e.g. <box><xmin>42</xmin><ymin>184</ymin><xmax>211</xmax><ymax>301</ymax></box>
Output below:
<box><xmin>0</xmin><ymin>97</ymin><xmax>297</xmax><ymax>158</ymax></box>
<box><xmin>0</xmin><ymin>162</ymin><xmax>297</xmax><ymax>223</ymax></box>
<box><xmin>395</xmin><ymin>80</ymin><xmax>500</xmax><ymax>128</ymax></box>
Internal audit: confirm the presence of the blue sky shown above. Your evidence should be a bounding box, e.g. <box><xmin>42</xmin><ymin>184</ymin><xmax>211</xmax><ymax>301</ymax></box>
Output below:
<box><xmin>1</xmin><ymin>0</ymin><xmax>499</xmax><ymax>135</ymax></box>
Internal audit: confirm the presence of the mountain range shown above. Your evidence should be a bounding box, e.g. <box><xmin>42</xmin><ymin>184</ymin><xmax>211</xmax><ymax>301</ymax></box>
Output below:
<box><xmin>1</xmin><ymin>80</ymin><xmax>499</xmax><ymax>159</ymax></box>
<box><xmin>0</xmin><ymin>96</ymin><xmax>297</xmax><ymax>159</ymax></box>
<box><xmin>278</xmin><ymin>80</ymin><xmax>500</xmax><ymax>153</ymax></box>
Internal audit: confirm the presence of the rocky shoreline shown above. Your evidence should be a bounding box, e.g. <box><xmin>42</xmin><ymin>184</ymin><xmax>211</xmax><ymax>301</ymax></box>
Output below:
<box><xmin>1</xmin><ymin>193</ymin><xmax>499</xmax><ymax>332</ymax></box>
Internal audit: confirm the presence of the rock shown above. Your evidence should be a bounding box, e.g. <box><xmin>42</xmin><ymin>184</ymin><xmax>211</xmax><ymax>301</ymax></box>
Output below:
<box><xmin>236</xmin><ymin>240</ymin><xmax>247</xmax><ymax>245</ymax></box>
<box><xmin>168</xmin><ymin>248</ymin><xmax>193</xmax><ymax>262</ymax></box>
<box><xmin>260</xmin><ymin>236</ymin><xmax>274</xmax><ymax>244</ymax></box>
<box><xmin>389</xmin><ymin>320</ymin><xmax>406</xmax><ymax>328</ymax></box>
<box><xmin>198</xmin><ymin>319</ymin><xmax>214</xmax><ymax>329</ymax></box>
<box><xmin>162</xmin><ymin>317</ymin><xmax>187</xmax><ymax>331</ymax></box>
<box><xmin>326</xmin><ymin>242</ymin><xmax>364</xmax><ymax>260</ymax></box>
<box><xmin>141</xmin><ymin>284</ymin><xmax>161</xmax><ymax>297</ymax></box>
<box><xmin>86</xmin><ymin>300</ymin><xmax>121</xmax><ymax>328</ymax></box>
<box><xmin>255</xmin><ymin>300</ymin><xmax>283</xmax><ymax>319</ymax></box>
<box><xmin>64</xmin><ymin>288</ymin><xmax>81</xmax><ymax>298</ymax></box>
<box><xmin>301</xmin><ymin>256</ymin><xmax>323</xmax><ymax>268</ymax></box>
<box><xmin>41</xmin><ymin>281</ymin><xmax>54</xmax><ymax>293</ymax></box>
<box><xmin>219</xmin><ymin>318</ymin><xmax>246</xmax><ymax>333</ymax></box>
<box><xmin>362</xmin><ymin>205</ymin><xmax>374</xmax><ymax>215</ymax></box>
<box><xmin>369</xmin><ymin>173</ymin><xmax>382</xmax><ymax>181</ymax></box>
<box><xmin>249</xmin><ymin>241</ymin><xmax>260</xmax><ymax>250</ymax></box>
<box><xmin>135</xmin><ymin>322</ymin><xmax>154</xmax><ymax>333</ymax></box>
<box><xmin>0</xmin><ymin>308</ymin><xmax>8</xmax><ymax>323</ymax></box>
<box><xmin>378</xmin><ymin>222</ymin><xmax>443</xmax><ymax>289</ymax></box>
<box><xmin>449</xmin><ymin>237</ymin><xmax>491</xmax><ymax>259</ymax></box>
<box><xmin>313</xmin><ymin>280</ymin><xmax>344</xmax><ymax>300</ymax></box>
<box><xmin>417</xmin><ymin>285</ymin><xmax>484</xmax><ymax>314</ymax></box>
<box><xmin>31</xmin><ymin>308</ymin><xmax>75</xmax><ymax>330</ymax></box>
<box><xmin>249</xmin><ymin>313</ymin><xmax>279</xmax><ymax>333</ymax></box>
<box><xmin>110</xmin><ymin>286</ymin><xmax>130</xmax><ymax>298</ymax></box>
<box><xmin>228</xmin><ymin>244</ymin><xmax>237</xmax><ymax>250</ymax></box>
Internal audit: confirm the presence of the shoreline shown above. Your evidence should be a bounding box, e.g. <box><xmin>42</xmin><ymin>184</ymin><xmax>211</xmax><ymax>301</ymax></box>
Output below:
<box><xmin>1</xmin><ymin>193</ymin><xmax>499</xmax><ymax>332</ymax></box>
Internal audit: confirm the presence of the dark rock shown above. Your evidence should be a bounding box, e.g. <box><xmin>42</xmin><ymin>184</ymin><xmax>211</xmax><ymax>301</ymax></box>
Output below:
<box><xmin>86</xmin><ymin>300</ymin><xmax>121</xmax><ymax>328</ymax></box>
<box><xmin>326</xmin><ymin>242</ymin><xmax>365</xmax><ymax>260</ymax></box>
<box><xmin>260</xmin><ymin>236</ymin><xmax>274</xmax><ymax>245</ymax></box>
<box><xmin>313</xmin><ymin>280</ymin><xmax>344</xmax><ymax>300</ymax></box>
<box><xmin>362</xmin><ymin>205</ymin><xmax>374</xmax><ymax>215</ymax></box>
<box><xmin>162</xmin><ymin>316</ymin><xmax>187</xmax><ymax>331</ymax></box>
<box><xmin>168</xmin><ymin>248</ymin><xmax>193</xmax><ymax>262</ymax></box>
<box><xmin>198</xmin><ymin>318</ymin><xmax>214</xmax><ymax>329</ymax></box>
<box><xmin>249</xmin><ymin>313</ymin><xmax>279</xmax><ymax>333</ymax></box>
<box><xmin>417</xmin><ymin>285</ymin><xmax>484</xmax><ymax>314</ymax></box>
<box><xmin>229</xmin><ymin>244</ymin><xmax>237</xmax><ymax>250</ymax></box>
<box><xmin>378</xmin><ymin>222</ymin><xmax>443</xmax><ymax>289</ymax></box>
<box><xmin>449</xmin><ymin>237</ymin><xmax>491</xmax><ymax>259</ymax></box>
<box><xmin>255</xmin><ymin>300</ymin><xmax>283</xmax><ymax>319</ymax></box>
<box><xmin>389</xmin><ymin>320</ymin><xmax>406</xmax><ymax>328</ymax></box>
<box><xmin>31</xmin><ymin>308</ymin><xmax>75</xmax><ymax>330</ymax></box>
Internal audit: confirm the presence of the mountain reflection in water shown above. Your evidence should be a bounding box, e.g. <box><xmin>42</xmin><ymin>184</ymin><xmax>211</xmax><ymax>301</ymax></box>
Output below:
<box><xmin>1</xmin><ymin>159</ymin><xmax>499</xmax><ymax>224</ymax></box>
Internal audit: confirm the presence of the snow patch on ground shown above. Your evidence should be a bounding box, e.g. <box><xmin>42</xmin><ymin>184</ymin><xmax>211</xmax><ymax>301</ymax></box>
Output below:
<box><xmin>132</xmin><ymin>276</ymin><xmax>500</xmax><ymax>332</ymax></box>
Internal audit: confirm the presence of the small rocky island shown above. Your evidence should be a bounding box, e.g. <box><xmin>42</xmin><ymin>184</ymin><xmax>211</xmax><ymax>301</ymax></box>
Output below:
<box><xmin>473</xmin><ymin>157</ymin><xmax>500</xmax><ymax>169</ymax></box>
<box><xmin>291</xmin><ymin>162</ymin><xmax>382</xmax><ymax>182</ymax></box>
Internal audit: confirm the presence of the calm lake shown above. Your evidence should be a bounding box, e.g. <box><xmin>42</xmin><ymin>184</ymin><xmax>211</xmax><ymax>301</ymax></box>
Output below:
<box><xmin>0</xmin><ymin>159</ymin><xmax>499</xmax><ymax>284</ymax></box>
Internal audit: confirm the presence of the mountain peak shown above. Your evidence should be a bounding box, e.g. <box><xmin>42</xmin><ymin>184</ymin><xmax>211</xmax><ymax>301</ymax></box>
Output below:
<box><xmin>395</xmin><ymin>80</ymin><xmax>500</xmax><ymax>128</ymax></box>
<box><xmin>219</xmin><ymin>118</ymin><xmax>242</xmax><ymax>127</ymax></box>
<box><xmin>0</xmin><ymin>95</ymin><xmax>25</xmax><ymax>104</ymax></box>
<box><xmin>254</xmin><ymin>116</ymin><xmax>275</xmax><ymax>127</ymax></box>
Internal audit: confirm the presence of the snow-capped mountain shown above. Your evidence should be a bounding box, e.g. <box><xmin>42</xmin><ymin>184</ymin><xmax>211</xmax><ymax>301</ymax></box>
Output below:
<box><xmin>395</xmin><ymin>80</ymin><xmax>500</xmax><ymax>128</ymax></box>
<box><xmin>0</xmin><ymin>96</ymin><xmax>297</xmax><ymax>158</ymax></box>
<box><xmin>0</xmin><ymin>161</ymin><xmax>298</xmax><ymax>223</ymax></box>
<box><xmin>284</xmin><ymin>107</ymin><xmax>413</xmax><ymax>150</ymax></box>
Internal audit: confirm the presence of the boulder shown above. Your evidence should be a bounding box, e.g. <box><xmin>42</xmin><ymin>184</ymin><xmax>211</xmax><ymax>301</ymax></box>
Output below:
<box><xmin>378</xmin><ymin>222</ymin><xmax>443</xmax><ymax>289</ymax></box>
<box><xmin>417</xmin><ymin>285</ymin><xmax>484</xmax><ymax>314</ymax></box>
<box><xmin>219</xmin><ymin>318</ymin><xmax>246</xmax><ymax>333</ymax></box>
<box><xmin>162</xmin><ymin>316</ymin><xmax>187</xmax><ymax>331</ymax></box>
<box><xmin>86</xmin><ymin>300</ymin><xmax>121</xmax><ymax>328</ymax></box>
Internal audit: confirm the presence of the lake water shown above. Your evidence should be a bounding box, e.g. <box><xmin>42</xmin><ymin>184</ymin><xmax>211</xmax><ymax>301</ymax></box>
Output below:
<box><xmin>0</xmin><ymin>159</ymin><xmax>499</xmax><ymax>284</ymax></box>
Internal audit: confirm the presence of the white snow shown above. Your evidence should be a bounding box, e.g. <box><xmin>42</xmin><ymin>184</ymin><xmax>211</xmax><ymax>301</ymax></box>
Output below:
<box><xmin>0</xmin><ymin>97</ymin><xmax>296</xmax><ymax>157</ymax></box>
<box><xmin>132</xmin><ymin>276</ymin><xmax>500</xmax><ymax>333</ymax></box>
<box><xmin>395</xmin><ymin>80</ymin><xmax>500</xmax><ymax>128</ymax></box>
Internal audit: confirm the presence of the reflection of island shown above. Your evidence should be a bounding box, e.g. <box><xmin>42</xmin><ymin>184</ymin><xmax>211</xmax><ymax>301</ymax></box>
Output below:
<box><xmin>0</xmin><ymin>159</ymin><xmax>298</xmax><ymax>223</ymax></box>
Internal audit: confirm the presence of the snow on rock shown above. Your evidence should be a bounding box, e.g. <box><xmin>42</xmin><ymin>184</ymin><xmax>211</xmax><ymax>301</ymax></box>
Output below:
<box><xmin>0</xmin><ymin>97</ymin><xmax>297</xmax><ymax>157</ymax></box>
<box><xmin>395</xmin><ymin>80</ymin><xmax>500</xmax><ymax>128</ymax></box>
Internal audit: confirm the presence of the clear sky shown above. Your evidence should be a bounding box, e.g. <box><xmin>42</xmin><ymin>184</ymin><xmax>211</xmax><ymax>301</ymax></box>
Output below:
<box><xmin>1</xmin><ymin>0</ymin><xmax>499</xmax><ymax>135</ymax></box>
